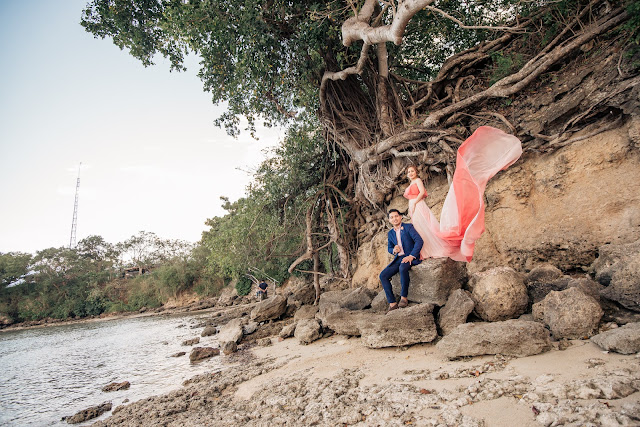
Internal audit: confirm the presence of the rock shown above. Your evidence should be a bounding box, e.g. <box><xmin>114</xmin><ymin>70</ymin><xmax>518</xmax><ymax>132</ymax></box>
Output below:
<box><xmin>181</xmin><ymin>337</ymin><xmax>200</xmax><ymax>346</ymax></box>
<box><xmin>370</xmin><ymin>291</ymin><xmax>389</xmax><ymax>312</ymax></box>
<box><xmin>170</xmin><ymin>352</ymin><xmax>186</xmax><ymax>357</ymax></box>
<box><xmin>101</xmin><ymin>381</ymin><xmax>130</xmax><ymax>392</ymax></box>
<box><xmin>351</xmin><ymin>232</ymin><xmax>391</xmax><ymax>290</ymax></box>
<box><xmin>600</xmin><ymin>299</ymin><xmax>640</xmax><ymax>325</ymax></box>
<box><xmin>438</xmin><ymin>289</ymin><xmax>475</xmax><ymax>335</ymax></box>
<box><xmin>216</xmin><ymin>318</ymin><xmax>245</xmax><ymax>344</ymax></box>
<box><xmin>279</xmin><ymin>322</ymin><xmax>297</xmax><ymax>338</ymax></box>
<box><xmin>593</xmin><ymin>239</ymin><xmax>640</xmax><ymax>311</ymax></box>
<box><xmin>294</xmin><ymin>304</ymin><xmax>319</xmax><ymax>321</ymax></box>
<box><xmin>201</xmin><ymin>326</ymin><xmax>217</xmax><ymax>337</ymax></box>
<box><xmin>317</xmin><ymin>287</ymin><xmax>376</xmax><ymax>311</ymax></box>
<box><xmin>222</xmin><ymin>341</ymin><xmax>237</xmax><ymax>355</ymax></box>
<box><xmin>591</xmin><ymin>322</ymin><xmax>640</xmax><ymax>354</ymax></box>
<box><xmin>285</xmin><ymin>298</ymin><xmax>302</xmax><ymax>317</ymax></box>
<box><xmin>289</xmin><ymin>282</ymin><xmax>316</xmax><ymax>306</ymax></box>
<box><xmin>189</xmin><ymin>347</ymin><xmax>220</xmax><ymax>362</ymax></box>
<box><xmin>391</xmin><ymin>258</ymin><xmax>467</xmax><ymax>306</ymax></box>
<box><xmin>533</xmin><ymin>287</ymin><xmax>603</xmax><ymax>339</ymax></box>
<box><xmin>64</xmin><ymin>402</ymin><xmax>112</xmax><ymax>424</ymax></box>
<box><xmin>526</xmin><ymin>264</ymin><xmax>564</xmax><ymax>284</ymax></box>
<box><xmin>470</xmin><ymin>267</ymin><xmax>528</xmax><ymax>321</ymax></box>
<box><xmin>316</xmin><ymin>303</ymin><xmax>369</xmax><ymax>336</ymax></box>
<box><xmin>217</xmin><ymin>283</ymin><xmax>238</xmax><ymax>306</ymax></box>
<box><xmin>360</xmin><ymin>303</ymin><xmax>438</xmax><ymax>348</ymax></box>
<box><xmin>294</xmin><ymin>319</ymin><xmax>322</xmax><ymax>345</ymax></box>
<box><xmin>250</xmin><ymin>295</ymin><xmax>287</xmax><ymax>322</ymax></box>
<box><xmin>436</xmin><ymin>320</ymin><xmax>552</xmax><ymax>358</ymax></box>
<box><xmin>243</xmin><ymin>321</ymin><xmax>259</xmax><ymax>335</ymax></box>
<box><xmin>257</xmin><ymin>337</ymin><xmax>272</xmax><ymax>347</ymax></box>
<box><xmin>566</xmin><ymin>276</ymin><xmax>604</xmax><ymax>302</ymax></box>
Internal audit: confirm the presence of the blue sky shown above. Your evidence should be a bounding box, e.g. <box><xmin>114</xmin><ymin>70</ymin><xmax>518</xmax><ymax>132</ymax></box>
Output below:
<box><xmin>0</xmin><ymin>0</ymin><xmax>281</xmax><ymax>253</ymax></box>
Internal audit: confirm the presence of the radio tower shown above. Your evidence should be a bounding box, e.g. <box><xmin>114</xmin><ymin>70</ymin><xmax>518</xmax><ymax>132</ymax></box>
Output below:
<box><xmin>69</xmin><ymin>162</ymin><xmax>81</xmax><ymax>249</ymax></box>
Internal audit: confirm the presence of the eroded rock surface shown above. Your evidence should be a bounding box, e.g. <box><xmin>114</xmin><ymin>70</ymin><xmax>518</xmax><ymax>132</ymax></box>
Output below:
<box><xmin>533</xmin><ymin>287</ymin><xmax>603</xmax><ymax>339</ymax></box>
<box><xmin>250</xmin><ymin>295</ymin><xmax>287</xmax><ymax>322</ymax></box>
<box><xmin>594</xmin><ymin>239</ymin><xmax>640</xmax><ymax>312</ymax></box>
<box><xmin>438</xmin><ymin>289</ymin><xmax>475</xmax><ymax>336</ymax></box>
<box><xmin>469</xmin><ymin>267</ymin><xmax>528</xmax><ymax>321</ymax></box>
<box><xmin>391</xmin><ymin>258</ymin><xmax>467</xmax><ymax>306</ymax></box>
<box><xmin>591</xmin><ymin>322</ymin><xmax>640</xmax><ymax>354</ymax></box>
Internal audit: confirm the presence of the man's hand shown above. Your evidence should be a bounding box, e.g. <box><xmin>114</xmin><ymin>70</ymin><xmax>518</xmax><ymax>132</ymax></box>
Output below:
<box><xmin>401</xmin><ymin>255</ymin><xmax>415</xmax><ymax>263</ymax></box>
<box><xmin>393</xmin><ymin>245</ymin><xmax>401</xmax><ymax>254</ymax></box>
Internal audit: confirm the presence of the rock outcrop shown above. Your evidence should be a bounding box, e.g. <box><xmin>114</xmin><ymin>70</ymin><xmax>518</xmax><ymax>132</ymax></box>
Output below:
<box><xmin>469</xmin><ymin>267</ymin><xmax>528</xmax><ymax>321</ymax></box>
<box><xmin>359</xmin><ymin>303</ymin><xmax>438</xmax><ymax>348</ymax></box>
<box><xmin>533</xmin><ymin>287</ymin><xmax>603</xmax><ymax>339</ymax></box>
<box><xmin>593</xmin><ymin>239</ymin><xmax>640</xmax><ymax>312</ymax></box>
<box><xmin>591</xmin><ymin>322</ymin><xmax>640</xmax><ymax>354</ymax></box>
<box><xmin>250</xmin><ymin>295</ymin><xmax>287</xmax><ymax>322</ymax></box>
<box><xmin>438</xmin><ymin>289</ymin><xmax>475</xmax><ymax>335</ymax></box>
<box><xmin>436</xmin><ymin>320</ymin><xmax>552</xmax><ymax>358</ymax></box>
<box><xmin>64</xmin><ymin>402</ymin><xmax>112</xmax><ymax>424</ymax></box>
<box><xmin>102</xmin><ymin>381</ymin><xmax>130</xmax><ymax>392</ymax></box>
<box><xmin>294</xmin><ymin>319</ymin><xmax>322</xmax><ymax>345</ymax></box>
<box><xmin>216</xmin><ymin>318</ymin><xmax>245</xmax><ymax>345</ymax></box>
<box><xmin>391</xmin><ymin>258</ymin><xmax>467</xmax><ymax>305</ymax></box>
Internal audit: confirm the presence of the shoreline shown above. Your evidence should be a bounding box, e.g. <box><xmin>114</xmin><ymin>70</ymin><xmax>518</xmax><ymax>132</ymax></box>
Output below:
<box><xmin>92</xmin><ymin>331</ymin><xmax>640</xmax><ymax>426</ymax></box>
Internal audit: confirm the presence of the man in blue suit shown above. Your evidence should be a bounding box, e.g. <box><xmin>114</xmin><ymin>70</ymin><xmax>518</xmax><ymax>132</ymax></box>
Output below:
<box><xmin>379</xmin><ymin>209</ymin><xmax>424</xmax><ymax>312</ymax></box>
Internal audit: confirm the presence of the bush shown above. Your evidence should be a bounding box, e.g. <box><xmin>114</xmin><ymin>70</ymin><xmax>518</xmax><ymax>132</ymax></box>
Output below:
<box><xmin>235</xmin><ymin>277</ymin><xmax>252</xmax><ymax>296</ymax></box>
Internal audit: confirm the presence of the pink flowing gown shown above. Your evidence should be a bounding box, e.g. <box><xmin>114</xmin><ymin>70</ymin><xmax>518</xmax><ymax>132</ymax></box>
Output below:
<box><xmin>404</xmin><ymin>126</ymin><xmax>523</xmax><ymax>262</ymax></box>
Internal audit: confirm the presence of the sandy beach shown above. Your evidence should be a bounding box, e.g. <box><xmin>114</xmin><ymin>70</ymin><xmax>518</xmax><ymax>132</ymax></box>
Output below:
<box><xmin>92</xmin><ymin>329</ymin><xmax>640</xmax><ymax>426</ymax></box>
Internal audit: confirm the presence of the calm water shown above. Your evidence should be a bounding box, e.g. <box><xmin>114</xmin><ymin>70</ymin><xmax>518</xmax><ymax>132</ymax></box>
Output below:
<box><xmin>0</xmin><ymin>312</ymin><xmax>222</xmax><ymax>426</ymax></box>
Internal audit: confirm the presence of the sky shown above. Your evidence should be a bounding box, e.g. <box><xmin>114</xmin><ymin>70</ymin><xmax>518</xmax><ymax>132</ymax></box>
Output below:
<box><xmin>0</xmin><ymin>0</ymin><xmax>282</xmax><ymax>254</ymax></box>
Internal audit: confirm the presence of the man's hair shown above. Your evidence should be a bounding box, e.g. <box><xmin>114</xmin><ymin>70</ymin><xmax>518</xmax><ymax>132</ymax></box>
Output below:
<box><xmin>388</xmin><ymin>209</ymin><xmax>401</xmax><ymax>217</ymax></box>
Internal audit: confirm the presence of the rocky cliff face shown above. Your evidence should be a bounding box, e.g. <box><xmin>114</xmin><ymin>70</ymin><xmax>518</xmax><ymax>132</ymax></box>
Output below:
<box><xmin>353</xmin><ymin>120</ymin><xmax>640</xmax><ymax>286</ymax></box>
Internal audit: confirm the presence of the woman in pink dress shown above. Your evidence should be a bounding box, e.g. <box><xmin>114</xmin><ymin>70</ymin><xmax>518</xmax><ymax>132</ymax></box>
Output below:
<box><xmin>403</xmin><ymin>126</ymin><xmax>522</xmax><ymax>262</ymax></box>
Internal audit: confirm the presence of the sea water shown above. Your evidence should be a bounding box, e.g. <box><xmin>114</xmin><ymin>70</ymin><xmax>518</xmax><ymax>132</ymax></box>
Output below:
<box><xmin>0</xmin><ymin>312</ymin><xmax>221</xmax><ymax>426</ymax></box>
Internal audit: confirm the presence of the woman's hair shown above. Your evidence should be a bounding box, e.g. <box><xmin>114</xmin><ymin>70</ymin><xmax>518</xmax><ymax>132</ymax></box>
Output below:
<box><xmin>406</xmin><ymin>164</ymin><xmax>419</xmax><ymax>176</ymax></box>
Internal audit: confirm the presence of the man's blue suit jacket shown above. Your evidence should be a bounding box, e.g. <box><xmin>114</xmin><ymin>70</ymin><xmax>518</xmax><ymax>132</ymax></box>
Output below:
<box><xmin>387</xmin><ymin>223</ymin><xmax>423</xmax><ymax>263</ymax></box>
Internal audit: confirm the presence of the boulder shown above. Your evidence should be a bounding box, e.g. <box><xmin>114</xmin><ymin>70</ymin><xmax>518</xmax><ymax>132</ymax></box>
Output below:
<box><xmin>216</xmin><ymin>318</ymin><xmax>245</xmax><ymax>344</ymax></box>
<box><xmin>359</xmin><ymin>303</ymin><xmax>438</xmax><ymax>348</ymax></box>
<box><xmin>243</xmin><ymin>321</ymin><xmax>259</xmax><ymax>335</ymax></box>
<box><xmin>222</xmin><ymin>341</ymin><xmax>237</xmax><ymax>355</ymax></box>
<box><xmin>201</xmin><ymin>326</ymin><xmax>217</xmax><ymax>337</ymax></box>
<box><xmin>294</xmin><ymin>304</ymin><xmax>319</xmax><ymax>321</ymax></box>
<box><xmin>279</xmin><ymin>322</ymin><xmax>297</xmax><ymax>338</ymax></box>
<box><xmin>351</xmin><ymin>232</ymin><xmax>391</xmax><ymax>290</ymax></box>
<box><xmin>250</xmin><ymin>295</ymin><xmax>287</xmax><ymax>322</ymax></box>
<box><xmin>294</xmin><ymin>319</ymin><xmax>322</xmax><ymax>345</ymax></box>
<box><xmin>317</xmin><ymin>287</ymin><xmax>376</xmax><ymax>311</ymax></box>
<box><xmin>257</xmin><ymin>337</ymin><xmax>272</xmax><ymax>347</ymax></box>
<box><xmin>316</xmin><ymin>303</ymin><xmax>368</xmax><ymax>336</ymax></box>
<box><xmin>593</xmin><ymin>240</ymin><xmax>640</xmax><ymax>311</ymax></box>
<box><xmin>170</xmin><ymin>352</ymin><xmax>186</xmax><ymax>357</ymax></box>
<box><xmin>64</xmin><ymin>402</ymin><xmax>112</xmax><ymax>424</ymax></box>
<box><xmin>591</xmin><ymin>322</ymin><xmax>640</xmax><ymax>354</ymax></box>
<box><xmin>438</xmin><ymin>289</ymin><xmax>475</xmax><ymax>335</ymax></box>
<box><xmin>566</xmin><ymin>276</ymin><xmax>605</xmax><ymax>302</ymax></box>
<box><xmin>289</xmin><ymin>282</ymin><xmax>316</xmax><ymax>306</ymax></box>
<box><xmin>526</xmin><ymin>263</ymin><xmax>564</xmax><ymax>284</ymax></box>
<box><xmin>285</xmin><ymin>298</ymin><xmax>302</xmax><ymax>318</ymax></box>
<box><xmin>101</xmin><ymin>381</ymin><xmax>130</xmax><ymax>392</ymax></box>
<box><xmin>470</xmin><ymin>267</ymin><xmax>528</xmax><ymax>321</ymax></box>
<box><xmin>217</xmin><ymin>283</ymin><xmax>238</xmax><ymax>306</ymax></box>
<box><xmin>391</xmin><ymin>258</ymin><xmax>467</xmax><ymax>306</ymax></box>
<box><xmin>189</xmin><ymin>347</ymin><xmax>220</xmax><ymax>362</ymax></box>
<box><xmin>371</xmin><ymin>291</ymin><xmax>389</xmax><ymax>312</ymax></box>
<box><xmin>533</xmin><ymin>287</ymin><xmax>603</xmax><ymax>339</ymax></box>
<box><xmin>181</xmin><ymin>337</ymin><xmax>200</xmax><ymax>346</ymax></box>
<box><xmin>436</xmin><ymin>320</ymin><xmax>552</xmax><ymax>358</ymax></box>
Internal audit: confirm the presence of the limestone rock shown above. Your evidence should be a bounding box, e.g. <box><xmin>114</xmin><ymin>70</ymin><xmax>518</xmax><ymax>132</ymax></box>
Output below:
<box><xmin>289</xmin><ymin>282</ymin><xmax>316</xmax><ymax>306</ymax></box>
<box><xmin>222</xmin><ymin>341</ymin><xmax>237</xmax><ymax>355</ymax></box>
<box><xmin>360</xmin><ymin>303</ymin><xmax>437</xmax><ymax>348</ymax></box>
<box><xmin>387</xmin><ymin>194</ymin><xmax>408</xmax><ymax>214</ymax></box>
<box><xmin>391</xmin><ymin>258</ymin><xmax>467</xmax><ymax>306</ymax></box>
<box><xmin>170</xmin><ymin>352</ymin><xmax>186</xmax><ymax>357</ymax></box>
<box><xmin>566</xmin><ymin>276</ymin><xmax>604</xmax><ymax>302</ymax></box>
<box><xmin>243</xmin><ymin>321</ymin><xmax>259</xmax><ymax>335</ymax></box>
<box><xmin>318</xmin><ymin>287</ymin><xmax>376</xmax><ymax>311</ymax></box>
<box><xmin>526</xmin><ymin>264</ymin><xmax>564</xmax><ymax>284</ymax></box>
<box><xmin>436</xmin><ymin>320</ymin><xmax>552</xmax><ymax>358</ymax></box>
<box><xmin>371</xmin><ymin>291</ymin><xmax>389</xmax><ymax>312</ymax></box>
<box><xmin>470</xmin><ymin>267</ymin><xmax>528</xmax><ymax>321</ymax></box>
<box><xmin>295</xmin><ymin>319</ymin><xmax>322</xmax><ymax>345</ymax></box>
<box><xmin>250</xmin><ymin>295</ymin><xmax>287</xmax><ymax>322</ymax></box>
<box><xmin>257</xmin><ymin>337</ymin><xmax>272</xmax><ymax>347</ymax></box>
<box><xmin>316</xmin><ymin>303</ymin><xmax>369</xmax><ymax>336</ymax></box>
<box><xmin>591</xmin><ymin>322</ymin><xmax>640</xmax><ymax>354</ymax></box>
<box><xmin>285</xmin><ymin>298</ymin><xmax>302</xmax><ymax>318</ymax></box>
<box><xmin>181</xmin><ymin>337</ymin><xmax>200</xmax><ymax>346</ymax></box>
<box><xmin>279</xmin><ymin>322</ymin><xmax>297</xmax><ymax>338</ymax></box>
<box><xmin>101</xmin><ymin>381</ymin><xmax>130</xmax><ymax>392</ymax></box>
<box><xmin>216</xmin><ymin>318</ymin><xmax>244</xmax><ymax>344</ymax></box>
<box><xmin>438</xmin><ymin>289</ymin><xmax>475</xmax><ymax>335</ymax></box>
<box><xmin>533</xmin><ymin>287</ymin><xmax>603</xmax><ymax>339</ymax></box>
<box><xmin>294</xmin><ymin>304</ymin><xmax>319</xmax><ymax>321</ymax></box>
<box><xmin>189</xmin><ymin>347</ymin><xmax>220</xmax><ymax>362</ymax></box>
<box><xmin>351</xmin><ymin>232</ymin><xmax>393</xmax><ymax>290</ymax></box>
<box><xmin>64</xmin><ymin>402</ymin><xmax>112</xmax><ymax>424</ymax></box>
<box><xmin>593</xmin><ymin>239</ymin><xmax>640</xmax><ymax>311</ymax></box>
<box><xmin>217</xmin><ymin>283</ymin><xmax>238</xmax><ymax>306</ymax></box>
<box><xmin>201</xmin><ymin>326</ymin><xmax>217</xmax><ymax>337</ymax></box>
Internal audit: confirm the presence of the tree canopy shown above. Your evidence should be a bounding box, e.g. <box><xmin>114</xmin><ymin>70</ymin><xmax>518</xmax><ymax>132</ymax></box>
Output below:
<box><xmin>82</xmin><ymin>0</ymin><xmax>639</xmax><ymax>296</ymax></box>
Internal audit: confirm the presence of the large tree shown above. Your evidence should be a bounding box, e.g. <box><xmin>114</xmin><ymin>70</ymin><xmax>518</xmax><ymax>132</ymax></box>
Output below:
<box><xmin>82</xmin><ymin>0</ymin><xmax>640</xmax><ymax>291</ymax></box>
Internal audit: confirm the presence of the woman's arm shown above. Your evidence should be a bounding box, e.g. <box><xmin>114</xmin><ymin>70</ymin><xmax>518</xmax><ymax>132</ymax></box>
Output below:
<box><xmin>414</xmin><ymin>178</ymin><xmax>427</xmax><ymax>203</ymax></box>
